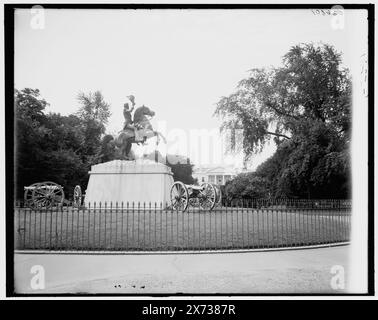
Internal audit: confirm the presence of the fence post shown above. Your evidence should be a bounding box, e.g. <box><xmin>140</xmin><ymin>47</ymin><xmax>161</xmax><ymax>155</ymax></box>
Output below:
<box><xmin>132</xmin><ymin>202</ymin><xmax>135</xmax><ymax>251</ymax></box>
<box><xmin>143</xmin><ymin>202</ymin><xmax>146</xmax><ymax>250</ymax></box>
<box><xmin>154</xmin><ymin>202</ymin><xmax>157</xmax><ymax>250</ymax></box>
<box><xmin>160</xmin><ymin>202</ymin><xmax>163</xmax><ymax>250</ymax></box>
<box><xmin>124</xmin><ymin>202</ymin><xmax>127</xmax><ymax>248</ymax></box>
<box><xmin>111</xmin><ymin>202</ymin><xmax>114</xmax><ymax>249</ymax></box>
<box><xmin>104</xmin><ymin>202</ymin><xmax>107</xmax><ymax>249</ymax></box>
<box><xmin>149</xmin><ymin>202</ymin><xmax>152</xmax><ymax>251</ymax></box>
<box><xmin>241</xmin><ymin>199</ymin><xmax>245</xmax><ymax>249</ymax></box>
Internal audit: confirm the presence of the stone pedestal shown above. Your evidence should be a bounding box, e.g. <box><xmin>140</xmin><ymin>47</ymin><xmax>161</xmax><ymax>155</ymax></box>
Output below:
<box><xmin>84</xmin><ymin>159</ymin><xmax>174</xmax><ymax>206</ymax></box>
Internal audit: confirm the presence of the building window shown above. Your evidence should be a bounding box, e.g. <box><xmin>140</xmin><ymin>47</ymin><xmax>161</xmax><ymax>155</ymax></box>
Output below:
<box><xmin>208</xmin><ymin>175</ymin><xmax>215</xmax><ymax>183</ymax></box>
<box><xmin>216</xmin><ymin>175</ymin><xmax>223</xmax><ymax>185</ymax></box>
<box><xmin>201</xmin><ymin>177</ymin><xmax>205</xmax><ymax>182</ymax></box>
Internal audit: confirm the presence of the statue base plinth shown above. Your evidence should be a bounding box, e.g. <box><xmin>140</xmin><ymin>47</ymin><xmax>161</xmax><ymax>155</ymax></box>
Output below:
<box><xmin>84</xmin><ymin>159</ymin><xmax>174</xmax><ymax>207</ymax></box>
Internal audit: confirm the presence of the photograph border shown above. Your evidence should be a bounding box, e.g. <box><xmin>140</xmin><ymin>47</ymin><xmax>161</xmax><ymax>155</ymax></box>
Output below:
<box><xmin>4</xmin><ymin>2</ymin><xmax>375</xmax><ymax>298</ymax></box>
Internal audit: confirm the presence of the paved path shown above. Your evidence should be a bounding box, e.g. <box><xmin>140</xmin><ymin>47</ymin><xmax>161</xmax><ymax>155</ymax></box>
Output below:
<box><xmin>14</xmin><ymin>245</ymin><xmax>350</xmax><ymax>294</ymax></box>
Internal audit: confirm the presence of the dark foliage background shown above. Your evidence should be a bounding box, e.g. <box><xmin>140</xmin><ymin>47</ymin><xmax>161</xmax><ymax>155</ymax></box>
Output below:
<box><xmin>216</xmin><ymin>43</ymin><xmax>351</xmax><ymax>200</ymax></box>
<box><xmin>14</xmin><ymin>89</ymin><xmax>195</xmax><ymax>200</ymax></box>
<box><xmin>15</xmin><ymin>88</ymin><xmax>110</xmax><ymax>199</ymax></box>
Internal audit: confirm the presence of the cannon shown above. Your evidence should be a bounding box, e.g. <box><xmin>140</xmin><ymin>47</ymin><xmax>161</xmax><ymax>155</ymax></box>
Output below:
<box><xmin>170</xmin><ymin>181</ymin><xmax>222</xmax><ymax>212</ymax></box>
<box><xmin>23</xmin><ymin>181</ymin><xmax>83</xmax><ymax>209</ymax></box>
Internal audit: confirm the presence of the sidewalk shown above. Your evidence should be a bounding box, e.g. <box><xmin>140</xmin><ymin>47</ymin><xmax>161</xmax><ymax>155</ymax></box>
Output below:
<box><xmin>14</xmin><ymin>245</ymin><xmax>350</xmax><ymax>294</ymax></box>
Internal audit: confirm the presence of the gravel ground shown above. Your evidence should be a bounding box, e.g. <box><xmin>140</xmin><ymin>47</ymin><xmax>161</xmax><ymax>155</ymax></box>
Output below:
<box><xmin>14</xmin><ymin>245</ymin><xmax>351</xmax><ymax>294</ymax></box>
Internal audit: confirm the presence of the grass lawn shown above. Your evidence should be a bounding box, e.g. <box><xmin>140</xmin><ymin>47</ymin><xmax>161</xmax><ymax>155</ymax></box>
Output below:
<box><xmin>15</xmin><ymin>207</ymin><xmax>351</xmax><ymax>251</ymax></box>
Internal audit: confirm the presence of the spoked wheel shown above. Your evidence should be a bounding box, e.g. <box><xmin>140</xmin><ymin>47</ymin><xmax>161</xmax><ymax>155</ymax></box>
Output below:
<box><xmin>32</xmin><ymin>181</ymin><xmax>64</xmax><ymax>209</ymax></box>
<box><xmin>170</xmin><ymin>181</ymin><xmax>189</xmax><ymax>212</ymax></box>
<box><xmin>199</xmin><ymin>183</ymin><xmax>216</xmax><ymax>210</ymax></box>
<box><xmin>213</xmin><ymin>184</ymin><xmax>222</xmax><ymax>207</ymax></box>
<box><xmin>73</xmin><ymin>185</ymin><xmax>82</xmax><ymax>208</ymax></box>
<box><xmin>24</xmin><ymin>182</ymin><xmax>42</xmax><ymax>208</ymax></box>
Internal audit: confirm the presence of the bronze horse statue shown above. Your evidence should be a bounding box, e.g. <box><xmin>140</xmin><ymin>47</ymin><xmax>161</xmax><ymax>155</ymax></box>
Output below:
<box><xmin>108</xmin><ymin>105</ymin><xmax>166</xmax><ymax>160</ymax></box>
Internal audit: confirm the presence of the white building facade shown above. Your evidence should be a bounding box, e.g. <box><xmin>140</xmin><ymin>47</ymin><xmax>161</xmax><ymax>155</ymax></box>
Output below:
<box><xmin>192</xmin><ymin>165</ymin><xmax>241</xmax><ymax>186</ymax></box>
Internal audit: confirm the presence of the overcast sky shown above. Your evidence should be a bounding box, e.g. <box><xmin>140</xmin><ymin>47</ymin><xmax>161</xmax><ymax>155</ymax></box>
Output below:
<box><xmin>14</xmin><ymin>8</ymin><xmax>367</xmax><ymax>169</ymax></box>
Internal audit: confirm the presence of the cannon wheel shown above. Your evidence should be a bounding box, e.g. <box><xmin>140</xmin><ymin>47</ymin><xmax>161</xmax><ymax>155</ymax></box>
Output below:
<box><xmin>199</xmin><ymin>183</ymin><xmax>216</xmax><ymax>210</ymax></box>
<box><xmin>170</xmin><ymin>181</ymin><xmax>189</xmax><ymax>212</ymax></box>
<box><xmin>31</xmin><ymin>181</ymin><xmax>64</xmax><ymax>209</ymax></box>
<box><xmin>73</xmin><ymin>185</ymin><xmax>82</xmax><ymax>208</ymax></box>
<box><xmin>213</xmin><ymin>184</ymin><xmax>222</xmax><ymax>207</ymax></box>
<box><xmin>24</xmin><ymin>182</ymin><xmax>42</xmax><ymax>208</ymax></box>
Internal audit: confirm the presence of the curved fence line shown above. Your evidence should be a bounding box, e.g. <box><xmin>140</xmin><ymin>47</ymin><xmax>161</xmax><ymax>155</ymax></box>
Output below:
<box><xmin>14</xmin><ymin>242</ymin><xmax>351</xmax><ymax>256</ymax></box>
<box><xmin>14</xmin><ymin>200</ymin><xmax>351</xmax><ymax>251</ymax></box>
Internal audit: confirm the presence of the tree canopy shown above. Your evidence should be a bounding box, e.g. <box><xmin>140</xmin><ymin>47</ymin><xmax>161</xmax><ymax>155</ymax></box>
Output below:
<box><xmin>218</xmin><ymin>43</ymin><xmax>351</xmax><ymax>199</ymax></box>
<box><xmin>15</xmin><ymin>88</ymin><xmax>111</xmax><ymax>199</ymax></box>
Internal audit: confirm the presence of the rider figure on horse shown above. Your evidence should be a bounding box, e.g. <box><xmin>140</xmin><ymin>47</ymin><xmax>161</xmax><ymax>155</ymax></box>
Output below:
<box><xmin>108</xmin><ymin>98</ymin><xmax>165</xmax><ymax>160</ymax></box>
<box><xmin>122</xmin><ymin>95</ymin><xmax>146</xmax><ymax>145</ymax></box>
<box><xmin>123</xmin><ymin>95</ymin><xmax>135</xmax><ymax>131</ymax></box>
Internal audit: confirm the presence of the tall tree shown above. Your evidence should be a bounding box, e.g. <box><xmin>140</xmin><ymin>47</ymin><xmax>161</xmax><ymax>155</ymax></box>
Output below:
<box><xmin>215</xmin><ymin>43</ymin><xmax>351</xmax><ymax>198</ymax></box>
<box><xmin>76</xmin><ymin>91</ymin><xmax>111</xmax><ymax>125</ymax></box>
<box><xmin>15</xmin><ymin>88</ymin><xmax>49</xmax><ymax>197</ymax></box>
<box><xmin>168</xmin><ymin>162</ymin><xmax>195</xmax><ymax>185</ymax></box>
<box><xmin>75</xmin><ymin>91</ymin><xmax>111</xmax><ymax>163</ymax></box>
<box><xmin>15</xmin><ymin>89</ymin><xmax>85</xmax><ymax>198</ymax></box>
<box><xmin>15</xmin><ymin>88</ymin><xmax>111</xmax><ymax>199</ymax></box>
<box><xmin>215</xmin><ymin>43</ymin><xmax>351</xmax><ymax>155</ymax></box>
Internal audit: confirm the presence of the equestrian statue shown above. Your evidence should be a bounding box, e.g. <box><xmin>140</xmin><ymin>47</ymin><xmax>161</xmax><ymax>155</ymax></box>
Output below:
<box><xmin>101</xmin><ymin>95</ymin><xmax>166</xmax><ymax>161</ymax></box>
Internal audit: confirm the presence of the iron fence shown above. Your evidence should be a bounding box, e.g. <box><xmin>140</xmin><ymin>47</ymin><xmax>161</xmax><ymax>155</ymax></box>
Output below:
<box><xmin>14</xmin><ymin>199</ymin><xmax>351</xmax><ymax>251</ymax></box>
